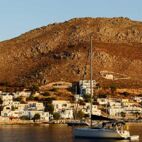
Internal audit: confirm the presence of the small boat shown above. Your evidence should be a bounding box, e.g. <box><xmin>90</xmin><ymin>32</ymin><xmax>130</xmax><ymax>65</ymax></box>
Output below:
<box><xmin>74</xmin><ymin>121</ymin><xmax>131</xmax><ymax>139</ymax></box>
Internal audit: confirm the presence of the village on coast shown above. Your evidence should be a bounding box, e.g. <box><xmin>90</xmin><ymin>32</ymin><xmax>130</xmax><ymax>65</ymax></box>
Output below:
<box><xmin>0</xmin><ymin>80</ymin><xmax>142</xmax><ymax>125</ymax></box>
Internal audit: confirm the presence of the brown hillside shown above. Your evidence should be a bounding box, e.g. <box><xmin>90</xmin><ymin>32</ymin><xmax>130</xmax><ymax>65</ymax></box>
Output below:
<box><xmin>0</xmin><ymin>17</ymin><xmax>142</xmax><ymax>88</ymax></box>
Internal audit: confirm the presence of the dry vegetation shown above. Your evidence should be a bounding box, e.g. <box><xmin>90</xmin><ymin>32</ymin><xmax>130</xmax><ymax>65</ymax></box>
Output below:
<box><xmin>0</xmin><ymin>17</ymin><xmax>142</xmax><ymax>88</ymax></box>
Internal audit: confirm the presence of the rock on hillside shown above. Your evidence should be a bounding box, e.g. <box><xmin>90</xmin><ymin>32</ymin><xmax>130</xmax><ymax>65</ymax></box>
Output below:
<box><xmin>0</xmin><ymin>17</ymin><xmax>142</xmax><ymax>88</ymax></box>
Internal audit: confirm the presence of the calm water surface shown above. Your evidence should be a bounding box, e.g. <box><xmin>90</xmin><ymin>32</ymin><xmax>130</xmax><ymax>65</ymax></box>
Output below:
<box><xmin>0</xmin><ymin>123</ymin><xmax>141</xmax><ymax>142</ymax></box>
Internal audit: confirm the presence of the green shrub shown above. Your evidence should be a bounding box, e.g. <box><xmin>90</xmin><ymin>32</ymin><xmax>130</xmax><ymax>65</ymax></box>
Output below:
<box><xmin>33</xmin><ymin>113</ymin><xmax>40</xmax><ymax>122</ymax></box>
<box><xmin>53</xmin><ymin>112</ymin><xmax>60</xmax><ymax>120</ymax></box>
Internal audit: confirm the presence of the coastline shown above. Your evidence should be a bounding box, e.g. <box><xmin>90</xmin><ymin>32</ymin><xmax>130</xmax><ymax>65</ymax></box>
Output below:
<box><xmin>0</xmin><ymin>119</ymin><xmax>142</xmax><ymax>126</ymax></box>
<box><xmin>0</xmin><ymin>119</ymin><xmax>46</xmax><ymax>125</ymax></box>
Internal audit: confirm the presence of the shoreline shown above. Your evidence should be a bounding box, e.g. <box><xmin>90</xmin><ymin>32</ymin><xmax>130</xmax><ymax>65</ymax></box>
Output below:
<box><xmin>1</xmin><ymin>119</ymin><xmax>140</xmax><ymax>125</ymax></box>
<box><xmin>0</xmin><ymin>120</ymin><xmax>142</xmax><ymax>126</ymax></box>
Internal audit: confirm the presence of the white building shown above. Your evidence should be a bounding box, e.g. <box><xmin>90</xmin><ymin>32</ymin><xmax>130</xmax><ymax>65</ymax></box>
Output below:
<box><xmin>123</xmin><ymin>102</ymin><xmax>142</xmax><ymax>115</ymax></box>
<box><xmin>82</xmin><ymin>103</ymin><xmax>101</xmax><ymax>116</ymax></box>
<box><xmin>108</xmin><ymin>107</ymin><xmax>124</xmax><ymax>117</ymax></box>
<box><xmin>107</xmin><ymin>98</ymin><xmax>123</xmax><ymax>117</ymax></box>
<box><xmin>79</xmin><ymin>80</ymin><xmax>97</xmax><ymax>95</ymax></box>
<box><xmin>59</xmin><ymin>109</ymin><xmax>74</xmax><ymax>119</ymax></box>
<box><xmin>28</xmin><ymin>111</ymin><xmax>49</xmax><ymax>121</ymax></box>
<box><xmin>12</xmin><ymin>101</ymin><xmax>21</xmax><ymax>107</ymax></box>
<box><xmin>1</xmin><ymin>94</ymin><xmax>13</xmax><ymax>106</ymax></box>
<box><xmin>14</xmin><ymin>90</ymin><xmax>31</xmax><ymax>98</ymax></box>
<box><xmin>0</xmin><ymin>93</ymin><xmax>49</xmax><ymax>121</ymax></box>
<box><xmin>121</xmin><ymin>99</ymin><xmax>129</xmax><ymax>107</ymax></box>
<box><xmin>133</xmin><ymin>96</ymin><xmax>142</xmax><ymax>103</ymax></box>
<box><xmin>26</xmin><ymin>101</ymin><xmax>45</xmax><ymax>111</ymax></box>
<box><xmin>52</xmin><ymin>100</ymin><xmax>71</xmax><ymax>112</ymax></box>
<box><xmin>1</xmin><ymin>110</ymin><xmax>49</xmax><ymax>122</ymax></box>
<box><xmin>109</xmin><ymin>101</ymin><xmax>122</xmax><ymax>108</ymax></box>
<box><xmin>52</xmin><ymin>100</ymin><xmax>73</xmax><ymax>119</ymax></box>
<box><xmin>103</xmin><ymin>74</ymin><xmax>114</xmax><ymax>80</ymax></box>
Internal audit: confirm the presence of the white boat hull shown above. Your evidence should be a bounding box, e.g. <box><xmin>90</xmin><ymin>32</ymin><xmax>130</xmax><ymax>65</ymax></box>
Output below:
<box><xmin>74</xmin><ymin>128</ymin><xmax>130</xmax><ymax>139</ymax></box>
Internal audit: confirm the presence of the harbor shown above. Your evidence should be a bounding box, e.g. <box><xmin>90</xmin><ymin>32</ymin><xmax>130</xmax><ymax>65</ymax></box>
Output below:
<box><xmin>0</xmin><ymin>123</ymin><xmax>141</xmax><ymax>142</ymax></box>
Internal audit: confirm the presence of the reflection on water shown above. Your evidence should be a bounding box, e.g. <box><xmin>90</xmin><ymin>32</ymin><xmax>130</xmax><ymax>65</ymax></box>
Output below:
<box><xmin>0</xmin><ymin>123</ymin><xmax>141</xmax><ymax>142</ymax></box>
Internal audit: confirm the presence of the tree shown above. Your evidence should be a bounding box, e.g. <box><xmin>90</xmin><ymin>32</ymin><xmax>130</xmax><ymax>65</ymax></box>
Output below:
<box><xmin>110</xmin><ymin>84</ymin><xmax>117</xmax><ymax>95</ymax></box>
<box><xmin>0</xmin><ymin>98</ymin><xmax>3</xmax><ymax>105</ymax></box>
<box><xmin>140</xmin><ymin>102</ymin><xmax>142</xmax><ymax>107</ymax></box>
<box><xmin>49</xmin><ymin>88</ymin><xmax>58</xmax><ymax>92</ymax></box>
<box><xmin>42</xmin><ymin>92</ymin><xmax>50</xmax><ymax>96</ymax></box>
<box><xmin>45</xmin><ymin>104</ymin><xmax>54</xmax><ymax>114</ymax></box>
<box><xmin>33</xmin><ymin>113</ymin><xmax>40</xmax><ymax>122</ymax></box>
<box><xmin>78</xmin><ymin>100</ymin><xmax>85</xmax><ymax>106</ymax></box>
<box><xmin>53</xmin><ymin>112</ymin><xmax>60</xmax><ymax>120</ymax></box>
<box><xmin>11</xmin><ymin>106</ymin><xmax>17</xmax><ymax>111</ymax></box>
<box><xmin>96</xmin><ymin>83</ymin><xmax>101</xmax><ymax>89</ymax></box>
<box><xmin>46</xmin><ymin>97</ymin><xmax>55</xmax><ymax>103</ymax></box>
<box><xmin>121</xmin><ymin>112</ymin><xmax>126</xmax><ymax>119</ymax></box>
<box><xmin>83</xmin><ymin>94</ymin><xmax>91</xmax><ymax>102</ymax></box>
<box><xmin>121</xmin><ymin>92</ymin><xmax>130</xmax><ymax>97</ymax></box>
<box><xmin>20</xmin><ymin>116</ymin><xmax>30</xmax><ymax>120</ymax></box>
<box><xmin>29</xmin><ymin>84</ymin><xmax>39</xmax><ymax>94</ymax></box>
<box><xmin>75</xmin><ymin>110</ymin><xmax>85</xmax><ymax>120</ymax></box>
<box><xmin>27</xmin><ymin>94</ymin><xmax>35</xmax><ymax>101</ymax></box>
<box><xmin>0</xmin><ymin>105</ymin><xmax>3</xmax><ymax>114</ymax></box>
<box><xmin>98</xmin><ymin>93</ymin><xmax>107</xmax><ymax>98</ymax></box>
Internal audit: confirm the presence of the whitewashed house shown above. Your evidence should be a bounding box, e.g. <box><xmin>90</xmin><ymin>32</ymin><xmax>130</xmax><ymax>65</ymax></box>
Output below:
<box><xmin>52</xmin><ymin>100</ymin><xmax>74</xmax><ymax>119</ymax></box>
<box><xmin>79</xmin><ymin>80</ymin><xmax>97</xmax><ymax>95</ymax></box>
<box><xmin>103</xmin><ymin>74</ymin><xmax>114</xmax><ymax>80</ymax></box>
<box><xmin>133</xmin><ymin>96</ymin><xmax>142</xmax><ymax>103</ymax></box>
<box><xmin>123</xmin><ymin>102</ymin><xmax>142</xmax><ymax>115</ymax></box>
<box><xmin>14</xmin><ymin>90</ymin><xmax>31</xmax><ymax>98</ymax></box>
<box><xmin>1</xmin><ymin>94</ymin><xmax>13</xmax><ymax>106</ymax></box>
<box><xmin>1</xmin><ymin>105</ymin><xmax>11</xmax><ymax>117</ymax></box>
<box><xmin>109</xmin><ymin>101</ymin><xmax>121</xmax><ymax>108</ymax></box>
<box><xmin>1</xmin><ymin>102</ymin><xmax>27</xmax><ymax>118</ymax></box>
<box><xmin>52</xmin><ymin>100</ymin><xmax>71</xmax><ymax>112</ymax></box>
<box><xmin>26</xmin><ymin>101</ymin><xmax>45</xmax><ymax>111</ymax></box>
<box><xmin>1</xmin><ymin>104</ymin><xmax>49</xmax><ymax>121</ymax></box>
<box><xmin>12</xmin><ymin>101</ymin><xmax>20</xmax><ymax>108</ymax></box>
<box><xmin>0</xmin><ymin>93</ymin><xmax>49</xmax><ymax>121</ymax></box>
<box><xmin>59</xmin><ymin>109</ymin><xmax>74</xmax><ymax>119</ymax></box>
<box><xmin>108</xmin><ymin>108</ymin><xmax>123</xmax><ymax>117</ymax></box>
<box><xmin>28</xmin><ymin>111</ymin><xmax>49</xmax><ymax>121</ymax></box>
<box><xmin>121</xmin><ymin>99</ymin><xmax>129</xmax><ymax>107</ymax></box>
<box><xmin>82</xmin><ymin>103</ymin><xmax>101</xmax><ymax>116</ymax></box>
<box><xmin>107</xmin><ymin>99</ymin><xmax>123</xmax><ymax>117</ymax></box>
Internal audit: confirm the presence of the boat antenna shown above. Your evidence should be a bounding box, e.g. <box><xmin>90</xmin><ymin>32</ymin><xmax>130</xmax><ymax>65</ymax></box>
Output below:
<box><xmin>90</xmin><ymin>35</ymin><xmax>93</xmax><ymax>128</ymax></box>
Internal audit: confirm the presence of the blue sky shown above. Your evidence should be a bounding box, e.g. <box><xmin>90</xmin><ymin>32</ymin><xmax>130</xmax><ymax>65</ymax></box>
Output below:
<box><xmin>0</xmin><ymin>0</ymin><xmax>142</xmax><ymax>41</ymax></box>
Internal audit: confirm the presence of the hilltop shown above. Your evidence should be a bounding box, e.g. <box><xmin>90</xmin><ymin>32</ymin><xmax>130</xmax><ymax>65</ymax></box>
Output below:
<box><xmin>0</xmin><ymin>17</ymin><xmax>142</xmax><ymax>88</ymax></box>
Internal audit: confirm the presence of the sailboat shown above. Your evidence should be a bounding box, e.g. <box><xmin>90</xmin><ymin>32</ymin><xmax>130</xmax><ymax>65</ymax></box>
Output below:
<box><xmin>73</xmin><ymin>36</ymin><xmax>139</xmax><ymax>140</ymax></box>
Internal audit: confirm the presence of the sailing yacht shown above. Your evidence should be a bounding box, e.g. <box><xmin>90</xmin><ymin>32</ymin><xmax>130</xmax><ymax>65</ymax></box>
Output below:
<box><xmin>73</xmin><ymin>36</ymin><xmax>138</xmax><ymax>140</ymax></box>
<box><xmin>74</xmin><ymin>121</ymin><xmax>130</xmax><ymax>139</ymax></box>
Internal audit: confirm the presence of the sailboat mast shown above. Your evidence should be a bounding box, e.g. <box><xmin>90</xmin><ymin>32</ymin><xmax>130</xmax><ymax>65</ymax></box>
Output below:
<box><xmin>90</xmin><ymin>35</ymin><xmax>93</xmax><ymax>128</ymax></box>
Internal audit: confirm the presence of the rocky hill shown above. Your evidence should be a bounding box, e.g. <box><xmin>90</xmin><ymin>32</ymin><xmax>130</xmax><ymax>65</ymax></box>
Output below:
<box><xmin>0</xmin><ymin>17</ymin><xmax>142</xmax><ymax>88</ymax></box>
